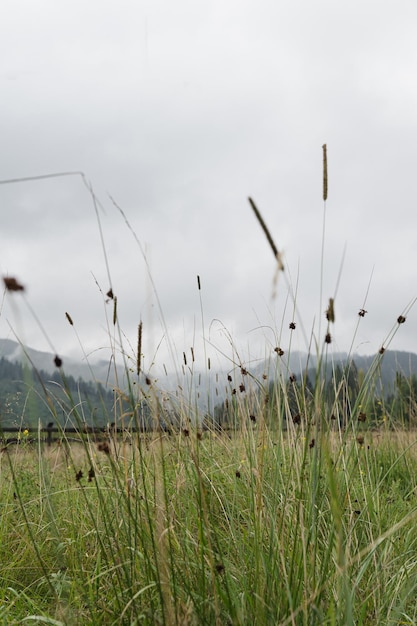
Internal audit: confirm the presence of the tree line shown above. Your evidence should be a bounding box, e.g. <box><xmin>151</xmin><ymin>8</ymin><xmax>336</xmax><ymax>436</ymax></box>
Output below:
<box><xmin>212</xmin><ymin>359</ymin><xmax>417</xmax><ymax>430</ymax></box>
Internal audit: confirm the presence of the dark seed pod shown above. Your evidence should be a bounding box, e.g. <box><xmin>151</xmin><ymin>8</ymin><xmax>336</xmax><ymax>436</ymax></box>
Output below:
<box><xmin>3</xmin><ymin>276</ymin><xmax>25</xmax><ymax>292</ymax></box>
<box><xmin>98</xmin><ymin>442</ymin><xmax>110</xmax><ymax>454</ymax></box>
<box><xmin>325</xmin><ymin>298</ymin><xmax>335</xmax><ymax>323</ymax></box>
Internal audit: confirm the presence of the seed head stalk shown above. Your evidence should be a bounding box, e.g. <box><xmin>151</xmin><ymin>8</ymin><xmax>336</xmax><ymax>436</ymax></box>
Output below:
<box><xmin>319</xmin><ymin>144</ymin><xmax>328</xmax><ymax>347</ymax></box>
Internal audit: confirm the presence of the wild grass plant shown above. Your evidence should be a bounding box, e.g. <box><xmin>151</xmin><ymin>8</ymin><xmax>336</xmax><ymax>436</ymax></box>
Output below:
<box><xmin>1</xmin><ymin>155</ymin><xmax>417</xmax><ymax>625</ymax></box>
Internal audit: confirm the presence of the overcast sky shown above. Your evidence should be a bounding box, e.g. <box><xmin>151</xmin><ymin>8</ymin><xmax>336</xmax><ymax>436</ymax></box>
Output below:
<box><xmin>1</xmin><ymin>0</ymin><xmax>417</xmax><ymax>378</ymax></box>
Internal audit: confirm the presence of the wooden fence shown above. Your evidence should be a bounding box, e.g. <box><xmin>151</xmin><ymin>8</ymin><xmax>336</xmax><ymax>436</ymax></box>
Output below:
<box><xmin>0</xmin><ymin>421</ymin><xmax>230</xmax><ymax>449</ymax></box>
<box><xmin>0</xmin><ymin>425</ymin><xmax>134</xmax><ymax>447</ymax></box>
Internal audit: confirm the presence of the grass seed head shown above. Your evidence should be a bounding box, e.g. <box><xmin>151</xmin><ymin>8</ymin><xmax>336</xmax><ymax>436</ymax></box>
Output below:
<box><xmin>98</xmin><ymin>442</ymin><xmax>110</xmax><ymax>455</ymax></box>
<box><xmin>3</xmin><ymin>276</ymin><xmax>25</xmax><ymax>292</ymax></box>
<box><xmin>248</xmin><ymin>196</ymin><xmax>284</xmax><ymax>270</ymax></box>
<box><xmin>322</xmin><ymin>143</ymin><xmax>328</xmax><ymax>201</ymax></box>
<box><xmin>137</xmin><ymin>321</ymin><xmax>143</xmax><ymax>376</ymax></box>
<box><xmin>325</xmin><ymin>298</ymin><xmax>335</xmax><ymax>322</ymax></box>
<box><xmin>113</xmin><ymin>296</ymin><xmax>117</xmax><ymax>325</ymax></box>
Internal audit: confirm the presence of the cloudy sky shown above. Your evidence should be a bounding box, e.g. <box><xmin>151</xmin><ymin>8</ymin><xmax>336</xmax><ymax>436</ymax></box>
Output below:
<box><xmin>1</xmin><ymin>0</ymin><xmax>417</xmax><ymax>378</ymax></box>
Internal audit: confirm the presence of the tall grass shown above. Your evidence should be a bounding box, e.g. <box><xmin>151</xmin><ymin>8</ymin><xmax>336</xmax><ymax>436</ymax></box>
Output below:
<box><xmin>1</xmin><ymin>155</ymin><xmax>417</xmax><ymax>625</ymax></box>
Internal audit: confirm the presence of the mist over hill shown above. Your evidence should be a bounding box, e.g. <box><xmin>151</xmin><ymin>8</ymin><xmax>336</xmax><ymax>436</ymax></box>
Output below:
<box><xmin>0</xmin><ymin>338</ymin><xmax>123</xmax><ymax>386</ymax></box>
<box><xmin>2</xmin><ymin>337</ymin><xmax>417</xmax><ymax>398</ymax></box>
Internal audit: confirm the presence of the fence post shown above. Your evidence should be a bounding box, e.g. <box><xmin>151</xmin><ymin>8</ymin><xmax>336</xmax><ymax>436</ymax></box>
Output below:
<box><xmin>46</xmin><ymin>422</ymin><xmax>54</xmax><ymax>447</ymax></box>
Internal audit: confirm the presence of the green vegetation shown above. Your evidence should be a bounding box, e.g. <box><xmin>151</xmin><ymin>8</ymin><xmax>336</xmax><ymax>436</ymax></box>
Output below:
<box><xmin>2</xmin><ymin>419</ymin><xmax>417</xmax><ymax>624</ymax></box>
<box><xmin>3</xmin><ymin>338</ymin><xmax>417</xmax><ymax>625</ymax></box>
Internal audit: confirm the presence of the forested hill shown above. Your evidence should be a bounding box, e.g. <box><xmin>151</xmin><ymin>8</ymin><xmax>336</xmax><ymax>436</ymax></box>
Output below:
<box><xmin>308</xmin><ymin>350</ymin><xmax>417</xmax><ymax>395</ymax></box>
<box><xmin>2</xmin><ymin>343</ymin><xmax>417</xmax><ymax>430</ymax></box>
<box><xmin>252</xmin><ymin>349</ymin><xmax>417</xmax><ymax>396</ymax></box>
<box><xmin>0</xmin><ymin>357</ymin><xmax>116</xmax><ymax>428</ymax></box>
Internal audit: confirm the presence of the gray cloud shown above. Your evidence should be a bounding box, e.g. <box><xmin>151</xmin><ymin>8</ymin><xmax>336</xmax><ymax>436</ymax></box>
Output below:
<box><xmin>1</xmin><ymin>0</ymin><xmax>417</xmax><ymax>375</ymax></box>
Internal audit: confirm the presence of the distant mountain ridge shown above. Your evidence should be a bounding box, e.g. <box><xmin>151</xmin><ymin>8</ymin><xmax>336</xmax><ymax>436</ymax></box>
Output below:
<box><xmin>0</xmin><ymin>338</ymin><xmax>119</xmax><ymax>385</ymax></box>
<box><xmin>2</xmin><ymin>338</ymin><xmax>417</xmax><ymax>402</ymax></box>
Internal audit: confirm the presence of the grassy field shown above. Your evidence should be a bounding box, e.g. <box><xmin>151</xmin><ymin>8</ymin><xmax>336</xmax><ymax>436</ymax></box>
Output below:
<box><xmin>2</xmin><ymin>420</ymin><xmax>417</xmax><ymax>625</ymax></box>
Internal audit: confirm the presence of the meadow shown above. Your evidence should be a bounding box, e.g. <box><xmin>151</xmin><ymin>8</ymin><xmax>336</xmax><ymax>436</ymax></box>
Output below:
<box><xmin>2</xmin><ymin>152</ymin><xmax>417</xmax><ymax>625</ymax></box>
<box><xmin>2</xmin><ymin>420</ymin><xmax>417</xmax><ymax>625</ymax></box>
